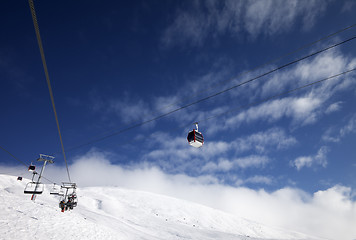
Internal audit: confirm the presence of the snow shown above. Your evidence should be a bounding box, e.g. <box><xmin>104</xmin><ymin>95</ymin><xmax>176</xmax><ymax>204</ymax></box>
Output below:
<box><xmin>0</xmin><ymin>174</ymin><xmax>324</xmax><ymax>240</ymax></box>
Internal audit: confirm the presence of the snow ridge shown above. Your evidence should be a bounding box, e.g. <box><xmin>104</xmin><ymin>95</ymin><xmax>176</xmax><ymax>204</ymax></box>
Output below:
<box><xmin>0</xmin><ymin>174</ymin><xmax>323</xmax><ymax>240</ymax></box>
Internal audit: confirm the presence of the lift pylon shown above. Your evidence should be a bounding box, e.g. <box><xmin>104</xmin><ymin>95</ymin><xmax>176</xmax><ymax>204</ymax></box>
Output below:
<box><xmin>24</xmin><ymin>154</ymin><xmax>54</xmax><ymax>200</ymax></box>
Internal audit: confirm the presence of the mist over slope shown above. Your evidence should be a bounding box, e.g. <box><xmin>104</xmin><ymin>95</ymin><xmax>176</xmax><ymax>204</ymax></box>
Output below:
<box><xmin>0</xmin><ymin>174</ymin><xmax>323</xmax><ymax>240</ymax></box>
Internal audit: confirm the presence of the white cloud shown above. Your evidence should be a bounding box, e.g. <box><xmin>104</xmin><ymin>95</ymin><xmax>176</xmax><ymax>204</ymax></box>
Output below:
<box><xmin>153</xmin><ymin>95</ymin><xmax>181</xmax><ymax>113</ymax></box>
<box><xmin>225</xmin><ymin>96</ymin><xmax>322</xmax><ymax>128</ymax></box>
<box><xmin>88</xmin><ymin>48</ymin><xmax>355</xmax><ymax>137</ymax></box>
<box><xmin>89</xmin><ymin>91</ymin><xmax>156</xmax><ymax>128</ymax></box>
<box><xmin>201</xmin><ymin>158</ymin><xmax>233</xmax><ymax>173</ymax></box>
<box><xmin>202</xmin><ymin>155</ymin><xmax>269</xmax><ymax>173</ymax></box>
<box><xmin>236</xmin><ymin>175</ymin><xmax>274</xmax><ymax>186</ymax></box>
<box><xmin>235</xmin><ymin>127</ymin><xmax>297</xmax><ymax>152</ymax></box>
<box><xmin>141</xmin><ymin>128</ymin><xmax>295</xmax><ymax>176</ymax></box>
<box><xmin>322</xmin><ymin>128</ymin><xmax>341</xmax><ymax>143</ymax></box>
<box><xmin>293</xmin><ymin>156</ymin><xmax>314</xmax><ymax>170</ymax></box>
<box><xmin>322</xmin><ymin>114</ymin><xmax>356</xmax><ymax>142</ymax></box>
<box><xmin>292</xmin><ymin>146</ymin><xmax>329</xmax><ymax>170</ymax></box>
<box><xmin>162</xmin><ymin>0</ymin><xmax>330</xmax><ymax>47</ymax></box>
<box><xmin>251</xmin><ymin>50</ymin><xmax>351</xmax><ymax>100</ymax></box>
<box><xmin>325</xmin><ymin>101</ymin><xmax>343</xmax><ymax>114</ymax></box>
<box><xmin>206</xmin><ymin>127</ymin><xmax>297</xmax><ymax>154</ymax></box>
<box><xmin>211</xmin><ymin>49</ymin><xmax>355</xmax><ymax>132</ymax></box>
<box><xmin>339</xmin><ymin>114</ymin><xmax>356</xmax><ymax>137</ymax></box>
<box><xmin>244</xmin><ymin>0</ymin><xmax>330</xmax><ymax>37</ymax></box>
<box><xmin>222</xmin><ymin>50</ymin><xmax>355</xmax><ymax>129</ymax></box>
<box><xmin>293</xmin><ymin>50</ymin><xmax>348</xmax><ymax>83</ymax></box>
<box><xmin>161</xmin><ymin>9</ymin><xmax>207</xmax><ymax>47</ymax></box>
<box><xmin>247</xmin><ymin>175</ymin><xmax>273</xmax><ymax>185</ymax></box>
<box><xmin>3</xmin><ymin>150</ymin><xmax>355</xmax><ymax>240</ymax></box>
<box><xmin>341</xmin><ymin>0</ymin><xmax>356</xmax><ymax>12</ymax></box>
<box><xmin>108</xmin><ymin>96</ymin><xmax>153</xmax><ymax>124</ymax></box>
<box><xmin>234</xmin><ymin>155</ymin><xmax>270</xmax><ymax>169</ymax></box>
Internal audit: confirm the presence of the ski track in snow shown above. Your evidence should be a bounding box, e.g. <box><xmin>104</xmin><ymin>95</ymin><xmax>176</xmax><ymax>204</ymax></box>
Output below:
<box><xmin>0</xmin><ymin>174</ymin><xmax>324</xmax><ymax>240</ymax></box>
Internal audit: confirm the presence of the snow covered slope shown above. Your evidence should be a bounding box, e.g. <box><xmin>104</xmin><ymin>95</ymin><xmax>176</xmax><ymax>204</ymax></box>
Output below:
<box><xmin>0</xmin><ymin>174</ymin><xmax>324</xmax><ymax>240</ymax></box>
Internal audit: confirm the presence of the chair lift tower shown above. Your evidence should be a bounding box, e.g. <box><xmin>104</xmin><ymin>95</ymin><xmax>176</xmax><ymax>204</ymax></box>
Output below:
<box><xmin>24</xmin><ymin>154</ymin><xmax>54</xmax><ymax>201</ymax></box>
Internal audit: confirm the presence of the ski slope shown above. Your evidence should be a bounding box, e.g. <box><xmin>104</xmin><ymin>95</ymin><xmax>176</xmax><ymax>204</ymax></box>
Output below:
<box><xmin>0</xmin><ymin>174</ymin><xmax>324</xmax><ymax>240</ymax></box>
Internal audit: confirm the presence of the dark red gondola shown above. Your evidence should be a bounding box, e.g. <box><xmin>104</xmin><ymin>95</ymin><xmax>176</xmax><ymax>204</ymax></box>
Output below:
<box><xmin>187</xmin><ymin>123</ymin><xmax>204</xmax><ymax>148</ymax></box>
<box><xmin>28</xmin><ymin>164</ymin><xmax>35</xmax><ymax>171</ymax></box>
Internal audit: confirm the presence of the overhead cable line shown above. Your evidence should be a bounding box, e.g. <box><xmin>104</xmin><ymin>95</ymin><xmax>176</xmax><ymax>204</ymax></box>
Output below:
<box><xmin>62</xmin><ymin>24</ymin><xmax>356</xmax><ymax>152</ymax></box>
<box><xmin>0</xmin><ymin>145</ymin><xmax>56</xmax><ymax>184</ymax></box>
<box><xmin>63</xmin><ymin>68</ymin><xmax>356</xmax><ymax>152</ymax></box>
<box><xmin>0</xmin><ymin>145</ymin><xmax>28</xmax><ymax>168</ymax></box>
<box><xmin>61</xmin><ymin>36</ymin><xmax>356</xmax><ymax>153</ymax></box>
<box><xmin>199</xmin><ymin>68</ymin><xmax>356</xmax><ymax>124</ymax></box>
<box><xmin>156</xmin><ymin>23</ymin><xmax>356</xmax><ymax>113</ymax></box>
<box><xmin>134</xmin><ymin>68</ymin><xmax>356</xmax><ymax>148</ymax></box>
<box><xmin>28</xmin><ymin>0</ymin><xmax>71</xmax><ymax>183</ymax></box>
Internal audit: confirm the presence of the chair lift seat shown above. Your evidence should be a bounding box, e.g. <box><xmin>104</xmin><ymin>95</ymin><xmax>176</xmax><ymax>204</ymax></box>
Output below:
<box><xmin>50</xmin><ymin>184</ymin><xmax>63</xmax><ymax>195</ymax></box>
<box><xmin>24</xmin><ymin>182</ymin><xmax>44</xmax><ymax>194</ymax></box>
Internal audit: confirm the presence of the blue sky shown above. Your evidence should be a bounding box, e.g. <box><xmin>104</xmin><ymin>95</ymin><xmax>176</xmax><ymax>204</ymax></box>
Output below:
<box><xmin>1</xmin><ymin>1</ymin><xmax>356</xmax><ymax>237</ymax></box>
<box><xmin>1</xmin><ymin>0</ymin><xmax>356</xmax><ymax>191</ymax></box>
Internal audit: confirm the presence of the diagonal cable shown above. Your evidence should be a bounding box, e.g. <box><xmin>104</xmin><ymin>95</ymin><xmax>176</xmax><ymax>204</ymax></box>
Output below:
<box><xmin>63</xmin><ymin>36</ymin><xmax>356</xmax><ymax>152</ymax></box>
<box><xmin>0</xmin><ymin>145</ymin><xmax>56</xmax><ymax>184</ymax></box>
<box><xmin>28</xmin><ymin>0</ymin><xmax>71</xmax><ymax>183</ymax></box>
<box><xmin>200</xmin><ymin>68</ymin><xmax>356</xmax><ymax>123</ymax></box>
<box><xmin>60</xmin><ymin>25</ymin><xmax>356</xmax><ymax>153</ymax></box>
<box><xmin>68</xmin><ymin>68</ymin><xmax>356</xmax><ymax>152</ymax></box>
<box><xmin>158</xmin><ymin>23</ymin><xmax>356</xmax><ymax>113</ymax></box>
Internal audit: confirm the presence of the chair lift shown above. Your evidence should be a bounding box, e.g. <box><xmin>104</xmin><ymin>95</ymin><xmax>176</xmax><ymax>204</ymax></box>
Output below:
<box><xmin>24</xmin><ymin>154</ymin><xmax>54</xmax><ymax>200</ymax></box>
<box><xmin>24</xmin><ymin>181</ymin><xmax>44</xmax><ymax>195</ymax></box>
<box><xmin>50</xmin><ymin>183</ymin><xmax>64</xmax><ymax>196</ymax></box>
<box><xmin>187</xmin><ymin>122</ymin><xmax>204</xmax><ymax>148</ymax></box>
<box><xmin>59</xmin><ymin>182</ymin><xmax>78</xmax><ymax>212</ymax></box>
<box><xmin>24</xmin><ymin>171</ymin><xmax>42</xmax><ymax>194</ymax></box>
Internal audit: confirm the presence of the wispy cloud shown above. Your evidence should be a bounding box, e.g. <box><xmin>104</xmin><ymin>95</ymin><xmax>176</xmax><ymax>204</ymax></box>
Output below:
<box><xmin>202</xmin><ymin>155</ymin><xmax>270</xmax><ymax>173</ymax></box>
<box><xmin>141</xmin><ymin>127</ymin><xmax>295</xmax><ymax>177</ymax></box>
<box><xmin>259</xmin><ymin>50</ymin><xmax>351</xmax><ymax>98</ymax></box>
<box><xmin>292</xmin><ymin>146</ymin><xmax>329</xmax><ymax>170</ymax></box>
<box><xmin>339</xmin><ymin>114</ymin><xmax>356</xmax><ymax>137</ymax></box>
<box><xmin>108</xmin><ymin>98</ymin><xmax>153</xmax><ymax>124</ymax></box>
<box><xmin>236</xmin><ymin>175</ymin><xmax>274</xmax><ymax>186</ymax></box>
<box><xmin>162</xmin><ymin>0</ymin><xmax>331</xmax><ymax>47</ymax></box>
<box><xmin>341</xmin><ymin>0</ymin><xmax>356</xmax><ymax>12</ymax></box>
<box><xmin>104</xmin><ymin>93</ymin><xmax>154</xmax><ymax>124</ymax></box>
<box><xmin>225</xmin><ymin>96</ymin><xmax>322</xmax><ymax>128</ymax></box>
<box><xmin>232</xmin><ymin>127</ymin><xmax>297</xmax><ymax>153</ymax></box>
<box><xmin>244</xmin><ymin>0</ymin><xmax>328</xmax><ymax>37</ymax></box>
<box><xmin>323</xmin><ymin>114</ymin><xmax>356</xmax><ymax>142</ymax></box>
<box><xmin>325</xmin><ymin>101</ymin><xmax>343</xmax><ymax>114</ymax></box>
<box><xmin>88</xmin><ymin>48</ymin><xmax>356</xmax><ymax>136</ymax></box>
<box><xmin>215</xmin><ymin>50</ymin><xmax>356</xmax><ymax>131</ymax></box>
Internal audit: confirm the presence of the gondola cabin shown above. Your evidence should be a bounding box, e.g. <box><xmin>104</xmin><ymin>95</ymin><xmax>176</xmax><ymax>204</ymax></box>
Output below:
<box><xmin>28</xmin><ymin>165</ymin><xmax>35</xmax><ymax>171</ymax></box>
<box><xmin>187</xmin><ymin>123</ymin><xmax>204</xmax><ymax>148</ymax></box>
